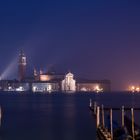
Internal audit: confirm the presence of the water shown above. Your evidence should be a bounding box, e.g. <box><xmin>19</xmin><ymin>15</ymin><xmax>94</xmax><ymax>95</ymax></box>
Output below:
<box><xmin>0</xmin><ymin>92</ymin><xmax>140</xmax><ymax>140</ymax></box>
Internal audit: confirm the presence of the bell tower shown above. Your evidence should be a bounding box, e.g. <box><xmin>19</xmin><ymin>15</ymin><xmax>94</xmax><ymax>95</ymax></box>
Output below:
<box><xmin>18</xmin><ymin>50</ymin><xmax>27</xmax><ymax>81</ymax></box>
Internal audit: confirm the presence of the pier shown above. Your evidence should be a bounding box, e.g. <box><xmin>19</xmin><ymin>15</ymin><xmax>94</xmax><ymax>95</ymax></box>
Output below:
<box><xmin>101</xmin><ymin>107</ymin><xmax>140</xmax><ymax>111</ymax></box>
<box><xmin>89</xmin><ymin>99</ymin><xmax>140</xmax><ymax>140</ymax></box>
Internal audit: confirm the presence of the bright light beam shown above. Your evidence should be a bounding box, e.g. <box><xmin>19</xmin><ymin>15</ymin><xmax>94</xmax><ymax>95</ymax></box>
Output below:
<box><xmin>1</xmin><ymin>57</ymin><xmax>17</xmax><ymax>80</ymax></box>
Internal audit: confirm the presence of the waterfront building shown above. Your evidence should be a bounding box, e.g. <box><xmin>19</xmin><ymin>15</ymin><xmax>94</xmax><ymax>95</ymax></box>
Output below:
<box><xmin>76</xmin><ymin>79</ymin><xmax>111</xmax><ymax>92</ymax></box>
<box><xmin>0</xmin><ymin>80</ymin><xmax>30</xmax><ymax>91</ymax></box>
<box><xmin>33</xmin><ymin>69</ymin><xmax>64</xmax><ymax>82</ymax></box>
<box><xmin>32</xmin><ymin>81</ymin><xmax>59</xmax><ymax>92</ymax></box>
<box><xmin>32</xmin><ymin>69</ymin><xmax>65</xmax><ymax>92</ymax></box>
<box><xmin>18</xmin><ymin>50</ymin><xmax>27</xmax><ymax>81</ymax></box>
<box><xmin>61</xmin><ymin>72</ymin><xmax>76</xmax><ymax>92</ymax></box>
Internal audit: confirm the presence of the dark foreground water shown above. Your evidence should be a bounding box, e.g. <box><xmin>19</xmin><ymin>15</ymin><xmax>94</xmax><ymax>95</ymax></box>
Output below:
<box><xmin>0</xmin><ymin>92</ymin><xmax>140</xmax><ymax>140</ymax></box>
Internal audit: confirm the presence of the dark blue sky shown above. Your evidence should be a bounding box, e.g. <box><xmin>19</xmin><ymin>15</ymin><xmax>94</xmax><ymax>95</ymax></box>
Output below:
<box><xmin>0</xmin><ymin>0</ymin><xmax>140</xmax><ymax>90</ymax></box>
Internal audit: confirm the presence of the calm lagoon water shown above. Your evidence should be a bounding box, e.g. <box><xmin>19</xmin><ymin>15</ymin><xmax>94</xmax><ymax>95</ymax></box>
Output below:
<box><xmin>0</xmin><ymin>92</ymin><xmax>140</xmax><ymax>140</ymax></box>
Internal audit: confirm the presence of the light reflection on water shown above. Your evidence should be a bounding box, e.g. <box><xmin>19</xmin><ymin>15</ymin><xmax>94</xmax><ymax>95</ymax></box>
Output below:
<box><xmin>0</xmin><ymin>92</ymin><xmax>140</xmax><ymax>140</ymax></box>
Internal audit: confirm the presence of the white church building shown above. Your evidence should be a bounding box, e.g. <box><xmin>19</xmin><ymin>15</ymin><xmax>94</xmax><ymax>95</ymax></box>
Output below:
<box><xmin>61</xmin><ymin>72</ymin><xmax>76</xmax><ymax>92</ymax></box>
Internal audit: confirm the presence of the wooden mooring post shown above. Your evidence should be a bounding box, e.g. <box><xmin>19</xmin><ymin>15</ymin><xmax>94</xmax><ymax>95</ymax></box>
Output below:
<box><xmin>94</xmin><ymin>102</ymin><xmax>97</xmax><ymax>115</ymax></box>
<box><xmin>131</xmin><ymin>108</ymin><xmax>135</xmax><ymax>140</ymax></box>
<box><xmin>122</xmin><ymin>106</ymin><xmax>124</xmax><ymax>127</ymax></box>
<box><xmin>102</xmin><ymin>104</ymin><xmax>105</xmax><ymax>128</ymax></box>
<box><xmin>96</xmin><ymin>106</ymin><xmax>100</xmax><ymax>128</ymax></box>
<box><xmin>110</xmin><ymin>109</ymin><xmax>113</xmax><ymax>140</ymax></box>
<box><xmin>89</xmin><ymin>99</ymin><xmax>92</xmax><ymax>108</ymax></box>
<box><xmin>95</xmin><ymin>104</ymin><xmax>112</xmax><ymax>140</ymax></box>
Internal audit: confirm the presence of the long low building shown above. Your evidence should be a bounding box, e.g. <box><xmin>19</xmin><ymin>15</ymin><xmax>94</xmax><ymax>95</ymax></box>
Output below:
<box><xmin>32</xmin><ymin>81</ymin><xmax>60</xmax><ymax>92</ymax></box>
<box><xmin>0</xmin><ymin>80</ymin><xmax>30</xmax><ymax>91</ymax></box>
<box><xmin>76</xmin><ymin>79</ymin><xmax>111</xmax><ymax>92</ymax></box>
<box><xmin>0</xmin><ymin>72</ymin><xmax>111</xmax><ymax>93</ymax></box>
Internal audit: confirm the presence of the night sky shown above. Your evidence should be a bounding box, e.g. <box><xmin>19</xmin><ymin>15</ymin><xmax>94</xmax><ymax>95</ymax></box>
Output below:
<box><xmin>0</xmin><ymin>0</ymin><xmax>140</xmax><ymax>91</ymax></box>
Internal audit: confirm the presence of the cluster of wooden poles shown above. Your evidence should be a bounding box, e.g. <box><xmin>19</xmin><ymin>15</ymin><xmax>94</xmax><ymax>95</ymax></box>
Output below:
<box><xmin>89</xmin><ymin>99</ymin><xmax>136</xmax><ymax>140</ymax></box>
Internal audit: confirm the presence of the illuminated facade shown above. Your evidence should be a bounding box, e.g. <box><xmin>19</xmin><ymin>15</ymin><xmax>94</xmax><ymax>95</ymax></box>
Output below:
<box><xmin>32</xmin><ymin>82</ymin><xmax>59</xmax><ymax>92</ymax></box>
<box><xmin>32</xmin><ymin>69</ymin><xmax>65</xmax><ymax>92</ymax></box>
<box><xmin>0</xmin><ymin>80</ymin><xmax>29</xmax><ymax>91</ymax></box>
<box><xmin>62</xmin><ymin>72</ymin><xmax>76</xmax><ymax>92</ymax></box>
<box><xmin>76</xmin><ymin>80</ymin><xmax>111</xmax><ymax>92</ymax></box>
<box><xmin>39</xmin><ymin>74</ymin><xmax>53</xmax><ymax>81</ymax></box>
<box><xmin>18</xmin><ymin>50</ymin><xmax>26</xmax><ymax>81</ymax></box>
<box><xmin>33</xmin><ymin>69</ymin><xmax>64</xmax><ymax>82</ymax></box>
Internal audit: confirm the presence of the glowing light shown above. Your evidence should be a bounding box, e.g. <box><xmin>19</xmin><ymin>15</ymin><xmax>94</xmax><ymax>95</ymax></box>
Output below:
<box><xmin>47</xmin><ymin>84</ymin><xmax>52</xmax><ymax>91</ymax></box>
<box><xmin>95</xmin><ymin>85</ymin><xmax>99</xmax><ymax>90</ymax></box>
<box><xmin>136</xmin><ymin>87</ymin><xmax>140</xmax><ymax>92</ymax></box>
<box><xmin>130</xmin><ymin>85</ymin><xmax>140</xmax><ymax>93</ymax></box>
<box><xmin>8</xmin><ymin>86</ymin><xmax>12</xmax><ymax>90</ymax></box>
<box><xmin>94</xmin><ymin>85</ymin><xmax>103</xmax><ymax>93</ymax></box>
<box><xmin>16</xmin><ymin>86</ymin><xmax>24</xmax><ymax>92</ymax></box>
<box><xmin>32</xmin><ymin>86</ymin><xmax>37</xmax><ymax>92</ymax></box>
<box><xmin>81</xmin><ymin>87</ymin><xmax>87</xmax><ymax>91</ymax></box>
<box><xmin>131</xmin><ymin>86</ymin><xmax>135</xmax><ymax>90</ymax></box>
<box><xmin>40</xmin><ymin>75</ymin><xmax>51</xmax><ymax>81</ymax></box>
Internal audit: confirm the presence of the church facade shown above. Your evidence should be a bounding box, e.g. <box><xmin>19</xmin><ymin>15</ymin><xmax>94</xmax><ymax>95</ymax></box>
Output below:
<box><xmin>61</xmin><ymin>72</ymin><xmax>76</xmax><ymax>92</ymax></box>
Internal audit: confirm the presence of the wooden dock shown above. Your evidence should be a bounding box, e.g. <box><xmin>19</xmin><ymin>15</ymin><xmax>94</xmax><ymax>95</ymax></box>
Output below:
<box><xmin>89</xmin><ymin>99</ymin><xmax>139</xmax><ymax>140</ymax></box>
<box><xmin>90</xmin><ymin>106</ymin><xmax>140</xmax><ymax>111</ymax></box>
<box><xmin>97</xmin><ymin>126</ymin><xmax>112</xmax><ymax>140</ymax></box>
<box><xmin>103</xmin><ymin>107</ymin><xmax>140</xmax><ymax>111</ymax></box>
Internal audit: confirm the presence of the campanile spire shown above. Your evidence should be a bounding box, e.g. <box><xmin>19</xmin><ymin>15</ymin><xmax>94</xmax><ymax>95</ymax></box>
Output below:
<box><xmin>18</xmin><ymin>50</ymin><xmax>27</xmax><ymax>81</ymax></box>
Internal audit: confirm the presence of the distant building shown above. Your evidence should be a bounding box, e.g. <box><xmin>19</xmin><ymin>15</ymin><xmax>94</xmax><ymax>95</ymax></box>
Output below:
<box><xmin>0</xmin><ymin>80</ymin><xmax>30</xmax><ymax>91</ymax></box>
<box><xmin>76</xmin><ymin>79</ymin><xmax>111</xmax><ymax>92</ymax></box>
<box><xmin>18</xmin><ymin>50</ymin><xmax>27</xmax><ymax>81</ymax></box>
<box><xmin>62</xmin><ymin>72</ymin><xmax>76</xmax><ymax>92</ymax></box>
<box><xmin>33</xmin><ymin>69</ymin><xmax>64</xmax><ymax>82</ymax></box>
<box><xmin>32</xmin><ymin>69</ymin><xmax>65</xmax><ymax>92</ymax></box>
<box><xmin>32</xmin><ymin>81</ymin><xmax>60</xmax><ymax>92</ymax></box>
